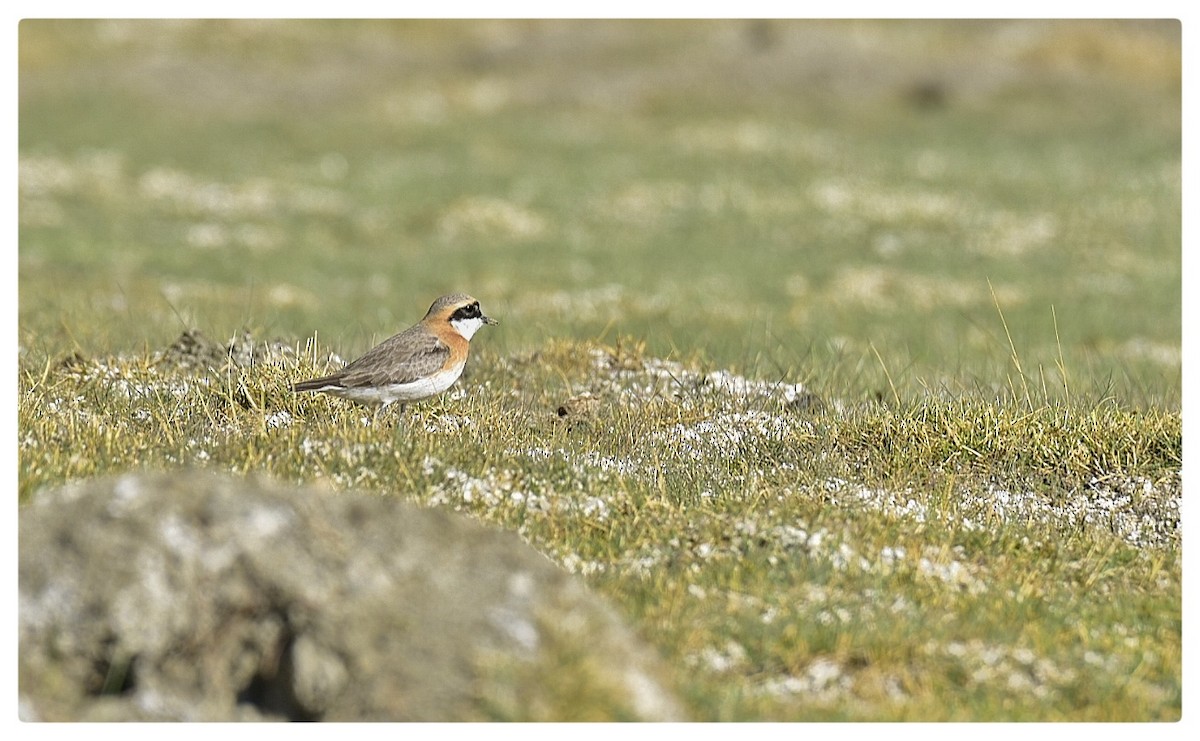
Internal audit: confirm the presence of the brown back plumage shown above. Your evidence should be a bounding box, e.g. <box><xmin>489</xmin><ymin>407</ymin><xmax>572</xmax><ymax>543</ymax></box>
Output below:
<box><xmin>292</xmin><ymin>324</ymin><xmax>451</xmax><ymax>391</ymax></box>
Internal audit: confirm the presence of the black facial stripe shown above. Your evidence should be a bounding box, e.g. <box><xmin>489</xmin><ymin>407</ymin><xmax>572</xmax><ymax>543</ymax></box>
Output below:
<box><xmin>451</xmin><ymin>303</ymin><xmax>481</xmax><ymax>321</ymax></box>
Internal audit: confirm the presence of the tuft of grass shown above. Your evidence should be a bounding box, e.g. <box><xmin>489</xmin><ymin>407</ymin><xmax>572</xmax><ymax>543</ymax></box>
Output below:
<box><xmin>825</xmin><ymin>396</ymin><xmax>1180</xmax><ymax>483</ymax></box>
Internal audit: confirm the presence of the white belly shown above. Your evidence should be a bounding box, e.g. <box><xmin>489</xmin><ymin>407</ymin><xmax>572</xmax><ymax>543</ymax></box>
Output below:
<box><xmin>324</xmin><ymin>366</ymin><xmax>464</xmax><ymax>407</ymax></box>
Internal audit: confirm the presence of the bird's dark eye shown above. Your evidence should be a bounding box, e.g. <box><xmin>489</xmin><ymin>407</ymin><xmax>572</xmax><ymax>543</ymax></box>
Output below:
<box><xmin>453</xmin><ymin>303</ymin><xmax>481</xmax><ymax>321</ymax></box>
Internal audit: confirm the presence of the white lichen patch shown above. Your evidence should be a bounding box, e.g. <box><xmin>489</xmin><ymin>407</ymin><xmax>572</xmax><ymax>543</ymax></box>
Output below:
<box><xmin>685</xmin><ymin>640</ymin><xmax>749</xmax><ymax>674</ymax></box>
<box><xmin>589</xmin><ymin>347</ymin><xmax>812</xmax><ymax>410</ymax></box>
<box><xmin>424</xmin><ymin>460</ymin><xmax>549</xmax><ymax>515</ymax></box>
<box><xmin>916</xmin><ymin>546</ymin><xmax>989</xmax><ymax>594</ymax></box>
<box><xmin>957</xmin><ymin>475</ymin><xmax>1180</xmax><ymax>550</ymax></box>
<box><xmin>754</xmin><ymin>657</ymin><xmax>854</xmax><ymax>703</ymax></box>
<box><xmin>263</xmin><ymin>411</ymin><xmax>293</xmax><ymax>429</ymax></box>
<box><xmin>423</xmin><ymin>413</ymin><xmax>476</xmax><ymax>434</ymax></box>
<box><xmin>926</xmin><ymin>639</ymin><xmax>1079</xmax><ymax>701</ymax></box>
<box><xmin>821</xmin><ymin>477</ymin><xmax>928</xmax><ymax>523</ymax></box>
<box><xmin>652</xmin><ymin>411</ymin><xmax>796</xmax><ymax>461</ymax></box>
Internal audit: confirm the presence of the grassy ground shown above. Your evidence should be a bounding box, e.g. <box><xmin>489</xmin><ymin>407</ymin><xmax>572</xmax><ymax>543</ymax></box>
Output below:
<box><xmin>17</xmin><ymin>20</ymin><xmax>1181</xmax><ymax>720</ymax></box>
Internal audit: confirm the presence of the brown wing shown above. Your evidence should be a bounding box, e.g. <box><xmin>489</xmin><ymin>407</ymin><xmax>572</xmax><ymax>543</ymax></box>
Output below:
<box><xmin>295</xmin><ymin>325</ymin><xmax>450</xmax><ymax>390</ymax></box>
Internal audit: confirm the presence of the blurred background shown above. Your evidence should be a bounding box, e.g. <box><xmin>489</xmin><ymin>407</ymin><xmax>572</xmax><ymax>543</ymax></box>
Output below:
<box><xmin>17</xmin><ymin>19</ymin><xmax>1182</xmax><ymax>404</ymax></box>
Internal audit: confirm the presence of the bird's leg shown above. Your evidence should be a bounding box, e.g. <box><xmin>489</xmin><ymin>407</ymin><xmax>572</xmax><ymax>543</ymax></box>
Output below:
<box><xmin>393</xmin><ymin>403</ymin><xmax>411</xmax><ymax>430</ymax></box>
<box><xmin>371</xmin><ymin>403</ymin><xmax>390</xmax><ymax>426</ymax></box>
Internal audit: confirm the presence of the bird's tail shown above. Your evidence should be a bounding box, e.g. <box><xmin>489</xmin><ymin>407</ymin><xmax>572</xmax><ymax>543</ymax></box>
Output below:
<box><xmin>292</xmin><ymin>376</ymin><xmax>340</xmax><ymax>393</ymax></box>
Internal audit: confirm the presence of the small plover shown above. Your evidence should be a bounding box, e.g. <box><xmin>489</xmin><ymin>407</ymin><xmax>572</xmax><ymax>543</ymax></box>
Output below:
<box><xmin>292</xmin><ymin>293</ymin><xmax>497</xmax><ymax>409</ymax></box>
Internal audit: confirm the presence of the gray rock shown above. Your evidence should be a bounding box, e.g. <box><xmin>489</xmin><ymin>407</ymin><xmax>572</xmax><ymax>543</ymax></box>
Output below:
<box><xmin>19</xmin><ymin>472</ymin><xmax>685</xmax><ymax>721</ymax></box>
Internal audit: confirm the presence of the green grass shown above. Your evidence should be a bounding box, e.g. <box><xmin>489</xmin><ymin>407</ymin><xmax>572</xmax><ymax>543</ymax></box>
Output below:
<box><xmin>16</xmin><ymin>336</ymin><xmax>1181</xmax><ymax>720</ymax></box>
<box><xmin>18</xmin><ymin>20</ymin><xmax>1180</xmax><ymax>721</ymax></box>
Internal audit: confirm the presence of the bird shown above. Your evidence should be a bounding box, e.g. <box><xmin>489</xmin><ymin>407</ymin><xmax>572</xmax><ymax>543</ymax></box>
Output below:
<box><xmin>292</xmin><ymin>293</ymin><xmax>497</xmax><ymax>409</ymax></box>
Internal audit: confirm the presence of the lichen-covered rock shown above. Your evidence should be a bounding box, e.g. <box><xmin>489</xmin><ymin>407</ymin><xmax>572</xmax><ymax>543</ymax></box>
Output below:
<box><xmin>19</xmin><ymin>472</ymin><xmax>684</xmax><ymax>721</ymax></box>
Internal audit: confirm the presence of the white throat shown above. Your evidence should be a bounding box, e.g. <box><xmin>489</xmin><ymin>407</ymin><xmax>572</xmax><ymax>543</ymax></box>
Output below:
<box><xmin>451</xmin><ymin>316</ymin><xmax>486</xmax><ymax>340</ymax></box>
